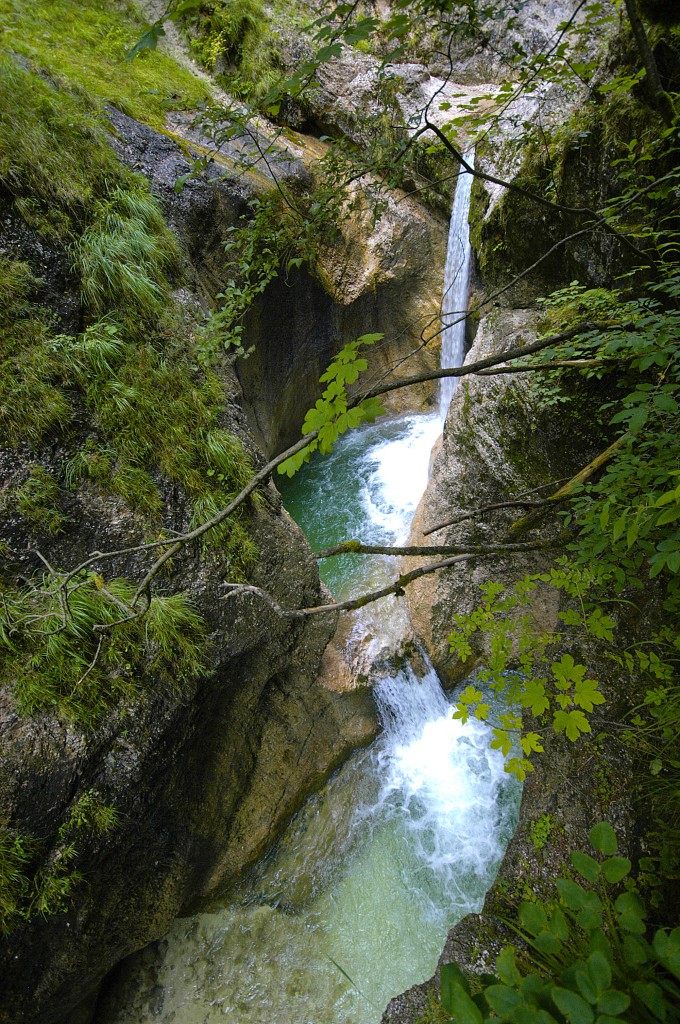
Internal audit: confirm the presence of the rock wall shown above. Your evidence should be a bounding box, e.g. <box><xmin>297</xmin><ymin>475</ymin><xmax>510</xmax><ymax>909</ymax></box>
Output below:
<box><xmin>133</xmin><ymin>108</ymin><xmax>448</xmax><ymax>457</ymax></box>
<box><xmin>383</xmin><ymin>8</ymin><xmax>675</xmax><ymax>1020</ymax></box>
<box><xmin>0</xmin><ymin>110</ymin><xmax>385</xmax><ymax>1024</ymax></box>
<box><xmin>385</xmin><ymin>312</ymin><xmax>639</xmax><ymax>1024</ymax></box>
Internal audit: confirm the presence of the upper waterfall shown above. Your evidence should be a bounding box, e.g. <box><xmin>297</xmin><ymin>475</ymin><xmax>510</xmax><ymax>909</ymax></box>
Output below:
<box><xmin>440</xmin><ymin>153</ymin><xmax>474</xmax><ymax>420</ymax></box>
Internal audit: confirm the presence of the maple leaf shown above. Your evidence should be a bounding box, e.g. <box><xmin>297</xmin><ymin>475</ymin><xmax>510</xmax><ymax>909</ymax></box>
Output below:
<box><xmin>554</xmin><ymin>709</ymin><xmax>591</xmax><ymax>741</ymax></box>
<box><xmin>520</xmin><ymin>678</ymin><xmax>550</xmax><ymax>716</ymax></box>
<box><xmin>552</xmin><ymin>653</ymin><xmax>587</xmax><ymax>690</ymax></box>
<box><xmin>521</xmin><ymin>732</ymin><xmax>545</xmax><ymax>755</ymax></box>
<box><xmin>573</xmin><ymin>677</ymin><xmax>606</xmax><ymax>712</ymax></box>
<box><xmin>490</xmin><ymin>728</ymin><xmax>513</xmax><ymax>757</ymax></box>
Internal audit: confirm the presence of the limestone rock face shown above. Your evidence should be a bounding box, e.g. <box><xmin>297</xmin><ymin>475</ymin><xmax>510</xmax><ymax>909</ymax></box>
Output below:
<box><xmin>0</xmin><ymin>112</ymin><xmax>378</xmax><ymax>1024</ymax></box>
<box><xmin>405</xmin><ymin>308</ymin><xmax>602</xmax><ymax>686</ymax></box>
<box><xmin>237</xmin><ymin>184</ymin><xmax>447</xmax><ymax>454</ymax></box>
<box><xmin>114</xmin><ymin>106</ymin><xmax>448</xmax><ymax>456</ymax></box>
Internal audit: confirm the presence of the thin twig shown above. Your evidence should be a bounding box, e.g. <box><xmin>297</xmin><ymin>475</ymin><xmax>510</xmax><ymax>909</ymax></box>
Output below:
<box><xmin>72</xmin><ymin>636</ymin><xmax>104</xmax><ymax>690</ymax></box>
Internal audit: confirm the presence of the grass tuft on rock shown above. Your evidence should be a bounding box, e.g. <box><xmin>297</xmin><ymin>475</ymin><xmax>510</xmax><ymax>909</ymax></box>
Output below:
<box><xmin>0</xmin><ymin>573</ymin><xmax>207</xmax><ymax>725</ymax></box>
<box><xmin>72</xmin><ymin>184</ymin><xmax>181</xmax><ymax>318</ymax></box>
<box><xmin>0</xmin><ymin>0</ymin><xmax>210</xmax><ymax>128</ymax></box>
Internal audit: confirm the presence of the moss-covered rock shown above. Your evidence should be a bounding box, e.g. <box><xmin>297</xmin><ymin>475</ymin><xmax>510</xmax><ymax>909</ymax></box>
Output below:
<box><xmin>0</xmin><ymin>62</ymin><xmax>379</xmax><ymax>1024</ymax></box>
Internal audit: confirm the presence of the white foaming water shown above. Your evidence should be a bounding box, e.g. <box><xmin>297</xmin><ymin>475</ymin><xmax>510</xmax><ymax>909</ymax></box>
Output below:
<box><xmin>361</xmin><ymin>413</ymin><xmax>441</xmax><ymax>544</ymax></box>
<box><xmin>440</xmin><ymin>152</ymin><xmax>474</xmax><ymax>420</ymax></box>
<box><xmin>372</xmin><ymin>668</ymin><xmax>515</xmax><ymax>912</ymax></box>
<box><xmin>95</xmin><ymin>665</ymin><xmax>518</xmax><ymax>1024</ymax></box>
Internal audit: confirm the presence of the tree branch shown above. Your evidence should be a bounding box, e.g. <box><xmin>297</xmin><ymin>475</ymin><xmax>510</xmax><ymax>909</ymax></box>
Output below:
<box><xmin>358</xmin><ymin>321</ymin><xmax>611</xmax><ymax>402</ymax></box>
<box><xmin>506</xmin><ymin>434</ymin><xmax>629</xmax><ymax>537</ymax></box>
<box><xmin>315</xmin><ymin>539</ymin><xmax>562</xmax><ymax>558</ymax></box>
<box><xmin>423</xmin><ymin>495</ymin><xmax>567</xmax><ymax>535</ymax></box>
<box><xmin>222</xmin><ymin>539</ymin><xmax>560</xmax><ymax>619</ymax></box>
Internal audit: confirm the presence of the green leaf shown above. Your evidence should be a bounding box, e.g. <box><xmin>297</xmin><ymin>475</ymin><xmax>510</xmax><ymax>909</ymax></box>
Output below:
<box><xmin>653</xmin><ymin>927</ymin><xmax>680</xmax><ymax>980</ymax></box>
<box><xmin>589</xmin><ymin>822</ymin><xmax>617</xmax><ymax>855</ymax></box>
<box><xmin>632</xmin><ymin>981</ymin><xmax>666</xmax><ymax>1021</ymax></box>
<box><xmin>554</xmin><ymin>709</ymin><xmax>591</xmax><ymax>741</ymax></box>
<box><xmin>601</xmin><ymin>857</ymin><xmax>631</xmax><ymax>883</ymax></box>
<box><xmin>596</xmin><ymin>990</ymin><xmax>630</xmax><ymax>1015</ymax></box>
<box><xmin>612</xmin><ymin>514</ymin><xmax>627</xmax><ymax>542</ymax></box>
<box><xmin>490</xmin><ymin>728</ymin><xmax>513</xmax><ymax>757</ymax></box>
<box><xmin>521</xmin><ymin>732</ymin><xmax>545</xmax><ymax>755</ymax></box>
<box><xmin>571</xmin><ymin>851</ymin><xmax>601</xmax><ymax>883</ymax></box>
<box><xmin>356</xmin><ymin>333</ymin><xmax>385</xmax><ymax>345</ymax></box>
<box><xmin>551</xmin><ymin>987</ymin><xmax>595</xmax><ymax>1023</ymax></box>
<box><xmin>126</xmin><ymin>22</ymin><xmax>166</xmax><ymax>61</ymax></box>
<box><xmin>552</xmin><ymin>653</ymin><xmax>587</xmax><ymax>689</ymax></box>
<box><xmin>519</xmin><ymin>901</ymin><xmax>548</xmax><ymax>935</ymax></box>
<box><xmin>441</xmin><ymin>981</ymin><xmax>483</xmax><ymax>1023</ymax></box>
<box><xmin>277</xmin><ymin>442</ymin><xmax>316</xmax><ymax>478</ymax></box>
<box><xmin>549</xmin><ymin>908</ymin><xmax>570</xmax><ymax>941</ymax></box>
<box><xmin>556</xmin><ymin>878</ymin><xmax>590</xmax><ymax>911</ymax></box>
<box><xmin>173</xmin><ymin>172</ymin><xmax>192</xmax><ymax>193</ymax></box>
<box><xmin>586</xmin><ymin>951</ymin><xmax>611</xmax><ymax>997</ymax></box>
<box><xmin>615</xmin><ymin>892</ymin><xmax>646</xmax><ymax>934</ymax></box>
<box><xmin>573</xmin><ymin>678</ymin><xmax>606</xmax><ymax>712</ymax></box>
<box><xmin>589</xmin><ymin>928</ymin><xmax>613</xmax><ymax>966</ymax></box>
<box><xmin>623</xmin><ymin>935</ymin><xmax>648</xmax><ymax>966</ymax></box>
<box><xmin>440</xmin><ymin>963</ymin><xmax>470</xmax><ymax>1012</ymax></box>
<box><xmin>577</xmin><ymin>907</ymin><xmax>604</xmax><ymax>932</ymax></box>
<box><xmin>575</xmin><ymin>965</ymin><xmax>598</xmax><ymax>1004</ymax></box>
<box><xmin>520</xmin><ymin>679</ymin><xmax>551</xmax><ymax>716</ymax></box>
<box><xmin>496</xmin><ymin>946</ymin><xmax>522</xmax><ymax>987</ymax></box>
<box><xmin>535</xmin><ymin>932</ymin><xmax>565</xmax><ymax>954</ymax></box>
<box><xmin>485</xmin><ymin>984</ymin><xmax>523</xmax><ymax>1015</ymax></box>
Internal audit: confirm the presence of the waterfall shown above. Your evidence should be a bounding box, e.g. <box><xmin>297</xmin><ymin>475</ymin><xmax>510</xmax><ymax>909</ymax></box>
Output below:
<box><xmin>96</xmin><ymin>413</ymin><xmax>521</xmax><ymax>1024</ymax></box>
<box><xmin>440</xmin><ymin>153</ymin><xmax>474</xmax><ymax>419</ymax></box>
<box><xmin>95</xmin><ymin>150</ymin><xmax>522</xmax><ymax>1024</ymax></box>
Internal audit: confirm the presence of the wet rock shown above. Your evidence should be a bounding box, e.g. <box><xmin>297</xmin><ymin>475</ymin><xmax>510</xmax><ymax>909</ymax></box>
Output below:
<box><xmin>0</xmin><ymin>110</ymin><xmax>380</xmax><ymax>1024</ymax></box>
<box><xmin>406</xmin><ymin>308</ymin><xmax>599</xmax><ymax>687</ymax></box>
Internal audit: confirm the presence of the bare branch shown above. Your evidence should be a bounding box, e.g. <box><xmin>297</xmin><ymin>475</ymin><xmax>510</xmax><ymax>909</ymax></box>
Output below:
<box><xmin>222</xmin><ymin>542</ymin><xmax>559</xmax><ymax>619</ymax></box>
<box><xmin>475</xmin><ymin>357</ymin><xmax>630</xmax><ymax>374</ymax></box>
<box><xmin>359</xmin><ymin>321</ymin><xmax>611</xmax><ymax>402</ymax></box>
<box><xmin>72</xmin><ymin>637</ymin><xmax>104</xmax><ymax>690</ymax></box>
<box><xmin>423</xmin><ymin>498</ymin><xmax>559</xmax><ymax>535</ymax></box>
<box><xmin>315</xmin><ymin>539</ymin><xmax>562</xmax><ymax>558</ymax></box>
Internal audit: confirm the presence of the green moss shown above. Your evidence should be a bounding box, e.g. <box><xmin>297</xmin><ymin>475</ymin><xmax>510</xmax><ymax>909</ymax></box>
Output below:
<box><xmin>0</xmin><ymin>255</ymin><xmax>71</xmax><ymax>445</ymax></box>
<box><xmin>0</xmin><ymin>0</ymin><xmax>209</xmax><ymax>128</ymax></box>
<box><xmin>180</xmin><ymin>0</ymin><xmax>283</xmax><ymax>100</ymax></box>
<box><xmin>1</xmin><ymin>790</ymin><xmax>119</xmax><ymax>934</ymax></box>
<box><xmin>413</xmin><ymin>989</ymin><xmax>451</xmax><ymax>1024</ymax></box>
<box><xmin>65</xmin><ymin>443</ymin><xmax>163</xmax><ymax>520</ymax></box>
<box><xmin>529</xmin><ymin>813</ymin><xmax>557</xmax><ymax>851</ymax></box>
<box><xmin>0</xmin><ymin>828</ymin><xmax>38</xmax><ymax>935</ymax></box>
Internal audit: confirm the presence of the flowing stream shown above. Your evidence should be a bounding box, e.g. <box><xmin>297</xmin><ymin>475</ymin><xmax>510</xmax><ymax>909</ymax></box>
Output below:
<box><xmin>96</xmin><ymin>158</ymin><xmax>520</xmax><ymax>1024</ymax></box>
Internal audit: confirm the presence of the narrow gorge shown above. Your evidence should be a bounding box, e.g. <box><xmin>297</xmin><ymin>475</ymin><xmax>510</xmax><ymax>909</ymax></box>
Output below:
<box><xmin>0</xmin><ymin>2</ymin><xmax>678</xmax><ymax>1023</ymax></box>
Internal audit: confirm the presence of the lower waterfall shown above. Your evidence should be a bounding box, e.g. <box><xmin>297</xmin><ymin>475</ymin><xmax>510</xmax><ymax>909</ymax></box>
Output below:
<box><xmin>95</xmin><ymin>414</ymin><xmax>520</xmax><ymax>1024</ymax></box>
